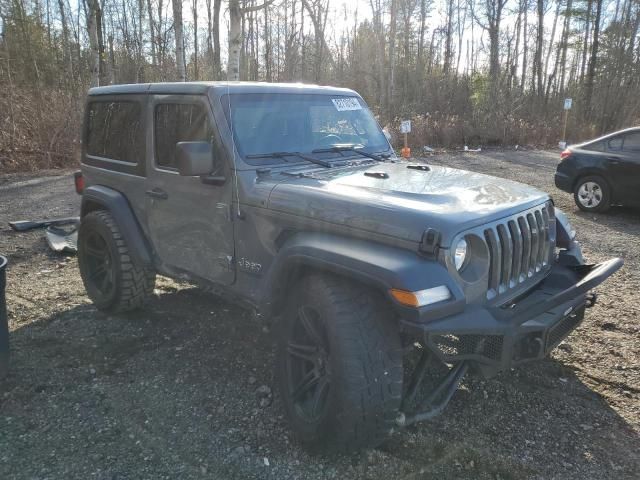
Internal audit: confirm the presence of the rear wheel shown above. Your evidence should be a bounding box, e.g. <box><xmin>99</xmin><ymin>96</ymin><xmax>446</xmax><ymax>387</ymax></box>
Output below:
<box><xmin>573</xmin><ymin>175</ymin><xmax>611</xmax><ymax>212</ymax></box>
<box><xmin>78</xmin><ymin>210</ymin><xmax>156</xmax><ymax>313</ymax></box>
<box><xmin>276</xmin><ymin>274</ymin><xmax>403</xmax><ymax>452</ymax></box>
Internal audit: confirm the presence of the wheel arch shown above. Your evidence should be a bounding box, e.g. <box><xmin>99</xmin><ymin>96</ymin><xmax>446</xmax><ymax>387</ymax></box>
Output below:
<box><xmin>571</xmin><ymin>168</ymin><xmax>612</xmax><ymax>192</ymax></box>
<box><xmin>80</xmin><ymin>185</ymin><xmax>154</xmax><ymax>267</ymax></box>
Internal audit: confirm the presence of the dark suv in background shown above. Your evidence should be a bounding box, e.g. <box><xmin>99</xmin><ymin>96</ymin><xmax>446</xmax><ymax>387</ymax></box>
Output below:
<box><xmin>76</xmin><ymin>82</ymin><xmax>622</xmax><ymax>451</ymax></box>
<box><xmin>555</xmin><ymin>127</ymin><xmax>640</xmax><ymax>212</ymax></box>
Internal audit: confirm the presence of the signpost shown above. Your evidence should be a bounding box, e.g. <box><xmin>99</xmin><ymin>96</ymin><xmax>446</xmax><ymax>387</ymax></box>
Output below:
<box><xmin>400</xmin><ymin>120</ymin><xmax>411</xmax><ymax>158</ymax></box>
<box><xmin>560</xmin><ymin>98</ymin><xmax>572</xmax><ymax>149</ymax></box>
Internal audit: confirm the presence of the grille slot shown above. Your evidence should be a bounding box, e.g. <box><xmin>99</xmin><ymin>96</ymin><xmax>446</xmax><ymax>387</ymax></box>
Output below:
<box><xmin>485</xmin><ymin>204</ymin><xmax>555</xmax><ymax>300</ymax></box>
<box><xmin>431</xmin><ymin>334</ymin><xmax>504</xmax><ymax>361</ymax></box>
<box><xmin>547</xmin><ymin>312</ymin><xmax>582</xmax><ymax>349</ymax></box>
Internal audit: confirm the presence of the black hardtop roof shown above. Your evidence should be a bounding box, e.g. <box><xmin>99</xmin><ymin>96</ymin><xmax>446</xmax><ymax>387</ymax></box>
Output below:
<box><xmin>88</xmin><ymin>81</ymin><xmax>358</xmax><ymax>97</ymax></box>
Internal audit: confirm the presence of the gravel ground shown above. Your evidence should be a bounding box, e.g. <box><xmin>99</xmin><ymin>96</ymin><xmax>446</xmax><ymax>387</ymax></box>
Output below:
<box><xmin>0</xmin><ymin>150</ymin><xmax>639</xmax><ymax>479</ymax></box>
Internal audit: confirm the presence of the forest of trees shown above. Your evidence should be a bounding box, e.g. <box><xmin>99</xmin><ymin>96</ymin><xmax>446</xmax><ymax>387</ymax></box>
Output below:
<box><xmin>0</xmin><ymin>0</ymin><xmax>639</xmax><ymax>171</ymax></box>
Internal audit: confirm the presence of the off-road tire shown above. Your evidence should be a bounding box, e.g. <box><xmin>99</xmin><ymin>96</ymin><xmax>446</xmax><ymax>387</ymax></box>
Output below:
<box><xmin>573</xmin><ymin>175</ymin><xmax>611</xmax><ymax>213</ymax></box>
<box><xmin>78</xmin><ymin>210</ymin><xmax>155</xmax><ymax>313</ymax></box>
<box><xmin>276</xmin><ymin>274</ymin><xmax>403</xmax><ymax>452</ymax></box>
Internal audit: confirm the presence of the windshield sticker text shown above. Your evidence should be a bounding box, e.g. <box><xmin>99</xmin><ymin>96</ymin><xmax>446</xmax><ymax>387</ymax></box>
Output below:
<box><xmin>332</xmin><ymin>98</ymin><xmax>362</xmax><ymax>111</ymax></box>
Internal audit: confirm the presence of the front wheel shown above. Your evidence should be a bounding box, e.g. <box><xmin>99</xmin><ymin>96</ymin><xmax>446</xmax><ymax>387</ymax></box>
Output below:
<box><xmin>573</xmin><ymin>175</ymin><xmax>611</xmax><ymax>212</ymax></box>
<box><xmin>275</xmin><ymin>274</ymin><xmax>403</xmax><ymax>452</ymax></box>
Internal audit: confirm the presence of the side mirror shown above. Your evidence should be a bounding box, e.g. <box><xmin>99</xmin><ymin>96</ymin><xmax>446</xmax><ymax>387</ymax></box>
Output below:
<box><xmin>176</xmin><ymin>141</ymin><xmax>214</xmax><ymax>176</ymax></box>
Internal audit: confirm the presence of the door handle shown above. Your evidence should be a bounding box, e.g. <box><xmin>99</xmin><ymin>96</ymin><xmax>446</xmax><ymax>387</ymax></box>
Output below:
<box><xmin>607</xmin><ymin>156</ymin><xmax>620</xmax><ymax>164</ymax></box>
<box><xmin>145</xmin><ymin>188</ymin><xmax>168</xmax><ymax>200</ymax></box>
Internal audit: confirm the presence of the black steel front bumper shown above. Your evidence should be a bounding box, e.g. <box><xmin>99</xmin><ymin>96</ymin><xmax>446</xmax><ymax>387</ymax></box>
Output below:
<box><xmin>401</xmin><ymin>257</ymin><xmax>623</xmax><ymax>377</ymax></box>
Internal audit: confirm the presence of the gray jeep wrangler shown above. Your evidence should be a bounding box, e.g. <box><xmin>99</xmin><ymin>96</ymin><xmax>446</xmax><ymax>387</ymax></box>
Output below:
<box><xmin>76</xmin><ymin>82</ymin><xmax>622</xmax><ymax>451</ymax></box>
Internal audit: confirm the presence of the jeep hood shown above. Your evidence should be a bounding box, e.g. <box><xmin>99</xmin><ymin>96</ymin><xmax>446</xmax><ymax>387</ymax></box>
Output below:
<box><xmin>267</xmin><ymin>162</ymin><xmax>550</xmax><ymax>246</ymax></box>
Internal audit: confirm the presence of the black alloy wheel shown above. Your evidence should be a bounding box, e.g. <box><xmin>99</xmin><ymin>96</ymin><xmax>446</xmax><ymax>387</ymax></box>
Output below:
<box><xmin>286</xmin><ymin>304</ymin><xmax>332</xmax><ymax>422</ymax></box>
<box><xmin>80</xmin><ymin>229</ymin><xmax>116</xmax><ymax>302</ymax></box>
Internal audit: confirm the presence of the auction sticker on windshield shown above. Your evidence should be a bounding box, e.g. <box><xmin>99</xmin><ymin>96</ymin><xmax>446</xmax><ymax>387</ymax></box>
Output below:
<box><xmin>332</xmin><ymin>98</ymin><xmax>362</xmax><ymax>111</ymax></box>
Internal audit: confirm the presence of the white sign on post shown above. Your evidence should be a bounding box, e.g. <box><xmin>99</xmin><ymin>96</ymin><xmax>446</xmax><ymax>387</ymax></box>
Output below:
<box><xmin>564</xmin><ymin>98</ymin><xmax>573</xmax><ymax>110</ymax></box>
<box><xmin>400</xmin><ymin>120</ymin><xmax>412</xmax><ymax>134</ymax></box>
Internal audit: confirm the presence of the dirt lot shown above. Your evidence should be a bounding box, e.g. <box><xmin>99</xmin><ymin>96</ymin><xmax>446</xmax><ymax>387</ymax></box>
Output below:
<box><xmin>1</xmin><ymin>150</ymin><xmax>639</xmax><ymax>479</ymax></box>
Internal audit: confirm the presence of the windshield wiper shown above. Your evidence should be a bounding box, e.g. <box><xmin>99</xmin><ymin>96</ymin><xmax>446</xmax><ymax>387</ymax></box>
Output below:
<box><xmin>312</xmin><ymin>145</ymin><xmax>387</xmax><ymax>162</ymax></box>
<box><xmin>246</xmin><ymin>151</ymin><xmax>333</xmax><ymax>168</ymax></box>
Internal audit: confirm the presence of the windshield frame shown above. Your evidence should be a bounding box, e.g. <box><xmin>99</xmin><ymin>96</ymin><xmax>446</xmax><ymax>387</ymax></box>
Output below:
<box><xmin>219</xmin><ymin>92</ymin><xmax>392</xmax><ymax>166</ymax></box>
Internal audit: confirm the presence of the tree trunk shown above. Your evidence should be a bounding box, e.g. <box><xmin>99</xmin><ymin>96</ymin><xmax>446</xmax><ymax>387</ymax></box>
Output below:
<box><xmin>513</xmin><ymin>6</ymin><xmax>522</xmax><ymax>89</ymax></box>
<box><xmin>387</xmin><ymin>0</ymin><xmax>398</xmax><ymax>117</ymax></box>
<box><xmin>173</xmin><ymin>0</ymin><xmax>186</xmax><ymax>81</ymax></box>
<box><xmin>543</xmin><ymin>0</ymin><xmax>560</xmax><ymax>101</ymax></box>
<box><xmin>85</xmin><ymin>0</ymin><xmax>100</xmax><ymax>87</ymax></box>
<box><xmin>521</xmin><ymin>0</ymin><xmax>528</xmax><ymax>90</ymax></box>
<box><xmin>585</xmin><ymin>0</ymin><xmax>603</xmax><ymax>116</ymax></box>
<box><xmin>228</xmin><ymin>0</ymin><xmax>242</xmax><ymax>80</ymax></box>
<box><xmin>444</xmin><ymin>0</ymin><xmax>454</xmax><ymax>74</ymax></box>
<box><xmin>559</xmin><ymin>0</ymin><xmax>573</xmax><ymax>93</ymax></box>
<box><xmin>533</xmin><ymin>0</ymin><xmax>544</xmax><ymax>96</ymax></box>
<box><xmin>57</xmin><ymin>0</ymin><xmax>73</xmax><ymax>78</ymax></box>
<box><xmin>417</xmin><ymin>0</ymin><xmax>427</xmax><ymax>76</ymax></box>
<box><xmin>95</xmin><ymin>0</ymin><xmax>108</xmax><ymax>85</ymax></box>
<box><xmin>147</xmin><ymin>0</ymin><xmax>157</xmax><ymax>68</ymax></box>
<box><xmin>213</xmin><ymin>0</ymin><xmax>221</xmax><ymax>78</ymax></box>
<box><xmin>580</xmin><ymin>0</ymin><xmax>592</xmax><ymax>82</ymax></box>
<box><xmin>192</xmin><ymin>0</ymin><xmax>199</xmax><ymax>79</ymax></box>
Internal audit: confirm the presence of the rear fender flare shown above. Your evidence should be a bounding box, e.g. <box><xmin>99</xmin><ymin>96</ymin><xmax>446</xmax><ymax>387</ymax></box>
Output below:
<box><xmin>80</xmin><ymin>185</ymin><xmax>153</xmax><ymax>267</ymax></box>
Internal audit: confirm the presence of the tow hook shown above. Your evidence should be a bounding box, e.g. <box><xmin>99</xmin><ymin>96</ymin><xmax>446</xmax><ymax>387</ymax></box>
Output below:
<box><xmin>585</xmin><ymin>292</ymin><xmax>597</xmax><ymax>308</ymax></box>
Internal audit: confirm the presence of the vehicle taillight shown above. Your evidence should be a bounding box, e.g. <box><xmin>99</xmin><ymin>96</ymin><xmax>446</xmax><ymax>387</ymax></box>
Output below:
<box><xmin>74</xmin><ymin>171</ymin><xmax>84</xmax><ymax>194</ymax></box>
<box><xmin>560</xmin><ymin>148</ymin><xmax>572</xmax><ymax>160</ymax></box>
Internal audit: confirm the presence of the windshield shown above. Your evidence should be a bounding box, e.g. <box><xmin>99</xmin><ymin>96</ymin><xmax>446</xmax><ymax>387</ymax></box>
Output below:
<box><xmin>222</xmin><ymin>93</ymin><xmax>390</xmax><ymax>164</ymax></box>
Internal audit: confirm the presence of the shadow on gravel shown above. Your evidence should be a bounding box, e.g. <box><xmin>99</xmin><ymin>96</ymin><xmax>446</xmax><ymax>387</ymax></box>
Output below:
<box><xmin>572</xmin><ymin>206</ymin><xmax>640</xmax><ymax>235</ymax></box>
<box><xmin>2</xmin><ymin>286</ymin><xmax>640</xmax><ymax>479</ymax></box>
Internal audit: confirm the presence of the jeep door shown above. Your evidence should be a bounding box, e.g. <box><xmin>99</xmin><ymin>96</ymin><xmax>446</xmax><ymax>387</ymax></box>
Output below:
<box><xmin>145</xmin><ymin>94</ymin><xmax>234</xmax><ymax>284</ymax></box>
<box><xmin>606</xmin><ymin>131</ymin><xmax>640</xmax><ymax>205</ymax></box>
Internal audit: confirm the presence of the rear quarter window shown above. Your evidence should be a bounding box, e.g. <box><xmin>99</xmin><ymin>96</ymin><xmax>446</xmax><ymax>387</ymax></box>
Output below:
<box><xmin>623</xmin><ymin>132</ymin><xmax>640</xmax><ymax>152</ymax></box>
<box><xmin>86</xmin><ymin>101</ymin><xmax>144</xmax><ymax>163</ymax></box>
<box><xmin>583</xmin><ymin>141</ymin><xmax>605</xmax><ymax>152</ymax></box>
<box><xmin>607</xmin><ymin>136</ymin><xmax>623</xmax><ymax>151</ymax></box>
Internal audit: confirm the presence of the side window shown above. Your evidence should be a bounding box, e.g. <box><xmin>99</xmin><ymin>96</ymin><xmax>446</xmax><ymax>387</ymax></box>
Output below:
<box><xmin>86</xmin><ymin>101</ymin><xmax>143</xmax><ymax>163</ymax></box>
<box><xmin>154</xmin><ymin>102</ymin><xmax>213</xmax><ymax>169</ymax></box>
<box><xmin>622</xmin><ymin>133</ymin><xmax>640</xmax><ymax>152</ymax></box>
<box><xmin>608</xmin><ymin>136</ymin><xmax>623</xmax><ymax>151</ymax></box>
<box><xmin>584</xmin><ymin>141</ymin><xmax>604</xmax><ymax>152</ymax></box>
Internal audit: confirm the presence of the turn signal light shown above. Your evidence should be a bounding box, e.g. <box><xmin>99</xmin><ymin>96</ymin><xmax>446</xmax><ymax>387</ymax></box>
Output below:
<box><xmin>390</xmin><ymin>286</ymin><xmax>451</xmax><ymax>307</ymax></box>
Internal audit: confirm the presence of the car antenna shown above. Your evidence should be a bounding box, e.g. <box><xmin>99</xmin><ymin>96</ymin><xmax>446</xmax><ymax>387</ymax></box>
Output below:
<box><xmin>227</xmin><ymin>80</ymin><xmax>242</xmax><ymax>218</ymax></box>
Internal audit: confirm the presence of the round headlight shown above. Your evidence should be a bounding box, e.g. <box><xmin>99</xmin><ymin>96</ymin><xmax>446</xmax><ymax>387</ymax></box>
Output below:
<box><xmin>453</xmin><ymin>238</ymin><xmax>468</xmax><ymax>271</ymax></box>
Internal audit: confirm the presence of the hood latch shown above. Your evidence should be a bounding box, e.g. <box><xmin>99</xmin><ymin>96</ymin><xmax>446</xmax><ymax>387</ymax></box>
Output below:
<box><xmin>419</xmin><ymin>228</ymin><xmax>441</xmax><ymax>257</ymax></box>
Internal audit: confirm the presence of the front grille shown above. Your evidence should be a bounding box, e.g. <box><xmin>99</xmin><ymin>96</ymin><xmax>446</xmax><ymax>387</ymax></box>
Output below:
<box><xmin>484</xmin><ymin>204</ymin><xmax>555</xmax><ymax>300</ymax></box>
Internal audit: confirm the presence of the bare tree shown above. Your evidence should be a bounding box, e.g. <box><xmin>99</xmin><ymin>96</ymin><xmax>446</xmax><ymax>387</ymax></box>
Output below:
<box><xmin>443</xmin><ymin>0</ymin><xmax>454</xmax><ymax>74</ymax></box>
<box><xmin>85</xmin><ymin>0</ymin><xmax>100</xmax><ymax>87</ymax></box>
<box><xmin>173</xmin><ymin>0</ymin><xmax>186</xmax><ymax>81</ymax></box>
<box><xmin>228</xmin><ymin>0</ymin><xmax>277</xmax><ymax>81</ymax></box>
<box><xmin>584</xmin><ymin>0</ymin><xmax>602</xmax><ymax>115</ymax></box>
<box><xmin>470</xmin><ymin>0</ymin><xmax>509</xmax><ymax>97</ymax></box>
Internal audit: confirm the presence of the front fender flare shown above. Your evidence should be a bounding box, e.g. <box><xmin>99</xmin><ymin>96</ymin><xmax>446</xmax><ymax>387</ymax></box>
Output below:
<box><xmin>262</xmin><ymin>232</ymin><xmax>464</xmax><ymax>319</ymax></box>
